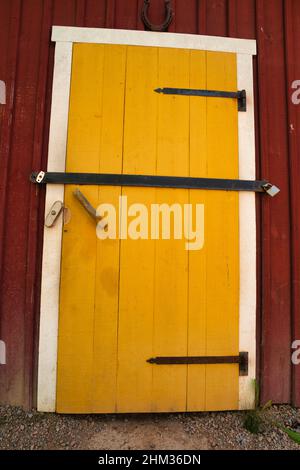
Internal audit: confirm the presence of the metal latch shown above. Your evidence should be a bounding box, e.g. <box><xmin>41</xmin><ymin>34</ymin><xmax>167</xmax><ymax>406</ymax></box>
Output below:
<box><xmin>45</xmin><ymin>201</ymin><xmax>64</xmax><ymax>227</ymax></box>
<box><xmin>36</xmin><ymin>170</ymin><xmax>45</xmax><ymax>183</ymax></box>
<box><xmin>147</xmin><ymin>352</ymin><xmax>249</xmax><ymax>376</ymax></box>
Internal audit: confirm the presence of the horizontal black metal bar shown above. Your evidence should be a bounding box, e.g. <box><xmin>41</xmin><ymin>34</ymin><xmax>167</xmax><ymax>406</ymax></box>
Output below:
<box><xmin>147</xmin><ymin>352</ymin><xmax>248</xmax><ymax>376</ymax></box>
<box><xmin>30</xmin><ymin>172</ymin><xmax>267</xmax><ymax>193</ymax></box>
<box><xmin>155</xmin><ymin>87</ymin><xmax>239</xmax><ymax>98</ymax></box>
<box><xmin>154</xmin><ymin>87</ymin><xmax>247</xmax><ymax>111</ymax></box>
<box><xmin>147</xmin><ymin>355</ymin><xmax>241</xmax><ymax>365</ymax></box>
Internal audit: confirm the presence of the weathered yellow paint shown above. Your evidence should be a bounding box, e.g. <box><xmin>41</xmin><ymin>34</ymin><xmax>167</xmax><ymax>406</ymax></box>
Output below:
<box><xmin>56</xmin><ymin>43</ymin><xmax>239</xmax><ymax>413</ymax></box>
<box><xmin>116</xmin><ymin>46</ymin><xmax>157</xmax><ymax>412</ymax></box>
<box><xmin>92</xmin><ymin>44</ymin><xmax>126</xmax><ymax>413</ymax></box>
<box><xmin>187</xmin><ymin>50</ymin><xmax>207</xmax><ymax>412</ymax></box>
<box><xmin>151</xmin><ymin>48</ymin><xmax>190</xmax><ymax>412</ymax></box>
<box><xmin>56</xmin><ymin>44</ymin><xmax>104</xmax><ymax>413</ymax></box>
<box><xmin>205</xmin><ymin>52</ymin><xmax>239</xmax><ymax>411</ymax></box>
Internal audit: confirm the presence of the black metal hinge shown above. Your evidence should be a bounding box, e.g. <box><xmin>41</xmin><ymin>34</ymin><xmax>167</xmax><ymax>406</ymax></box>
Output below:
<box><xmin>155</xmin><ymin>87</ymin><xmax>247</xmax><ymax>112</ymax></box>
<box><xmin>30</xmin><ymin>171</ymin><xmax>280</xmax><ymax>196</ymax></box>
<box><xmin>147</xmin><ymin>352</ymin><xmax>249</xmax><ymax>376</ymax></box>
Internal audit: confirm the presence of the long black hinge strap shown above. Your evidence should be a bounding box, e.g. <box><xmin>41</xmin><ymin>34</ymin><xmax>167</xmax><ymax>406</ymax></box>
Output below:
<box><xmin>154</xmin><ymin>87</ymin><xmax>247</xmax><ymax>112</ymax></box>
<box><xmin>147</xmin><ymin>352</ymin><xmax>248</xmax><ymax>376</ymax></box>
<box><xmin>30</xmin><ymin>171</ymin><xmax>279</xmax><ymax>195</ymax></box>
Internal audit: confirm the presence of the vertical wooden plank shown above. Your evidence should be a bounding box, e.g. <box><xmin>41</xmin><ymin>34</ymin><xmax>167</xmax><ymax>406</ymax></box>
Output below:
<box><xmin>228</xmin><ymin>0</ymin><xmax>256</xmax><ymax>39</ymax></box>
<box><xmin>37</xmin><ymin>41</ymin><xmax>73</xmax><ymax>412</ymax></box>
<box><xmin>151</xmin><ymin>47</ymin><xmax>190</xmax><ymax>412</ymax></box>
<box><xmin>0</xmin><ymin>0</ymin><xmax>22</xmax><ymax>405</ymax></box>
<box><xmin>75</xmin><ymin>0</ymin><xmax>86</xmax><ymax>26</ymax></box>
<box><xmin>85</xmin><ymin>0</ymin><xmax>106</xmax><ymax>27</ymax></box>
<box><xmin>136</xmin><ymin>0</ymin><xmax>145</xmax><ymax>30</ymax></box>
<box><xmin>237</xmin><ymin>53</ymin><xmax>257</xmax><ymax>409</ymax></box>
<box><xmin>116</xmin><ymin>45</ymin><xmax>158</xmax><ymax>412</ymax></box>
<box><xmin>284</xmin><ymin>0</ymin><xmax>300</xmax><ymax>407</ymax></box>
<box><xmin>92</xmin><ymin>44</ymin><xmax>126</xmax><ymax>412</ymax></box>
<box><xmin>205</xmin><ymin>0</ymin><xmax>228</xmax><ymax>36</ymax></box>
<box><xmin>256</xmin><ymin>0</ymin><xmax>292</xmax><ymax>404</ymax></box>
<box><xmin>115</xmin><ymin>0</ymin><xmax>139</xmax><ymax>29</ymax></box>
<box><xmin>187</xmin><ymin>49</ymin><xmax>207</xmax><ymax>411</ymax></box>
<box><xmin>197</xmin><ymin>0</ymin><xmax>207</xmax><ymax>34</ymax></box>
<box><xmin>56</xmin><ymin>44</ymin><xmax>104</xmax><ymax>412</ymax></box>
<box><xmin>105</xmin><ymin>0</ymin><xmax>116</xmax><ymax>28</ymax></box>
<box><xmin>205</xmin><ymin>51</ymin><xmax>239</xmax><ymax>411</ymax></box>
<box><xmin>25</xmin><ymin>0</ymin><xmax>54</xmax><ymax>411</ymax></box>
<box><xmin>52</xmin><ymin>0</ymin><xmax>77</xmax><ymax>26</ymax></box>
<box><xmin>174</xmin><ymin>0</ymin><xmax>198</xmax><ymax>33</ymax></box>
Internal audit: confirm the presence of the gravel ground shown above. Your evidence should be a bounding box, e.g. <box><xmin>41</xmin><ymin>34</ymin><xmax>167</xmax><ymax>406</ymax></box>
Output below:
<box><xmin>0</xmin><ymin>405</ymin><xmax>299</xmax><ymax>450</ymax></box>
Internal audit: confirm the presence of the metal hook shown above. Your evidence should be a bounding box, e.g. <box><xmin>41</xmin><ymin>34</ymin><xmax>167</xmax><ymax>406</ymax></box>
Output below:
<box><xmin>141</xmin><ymin>0</ymin><xmax>174</xmax><ymax>32</ymax></box>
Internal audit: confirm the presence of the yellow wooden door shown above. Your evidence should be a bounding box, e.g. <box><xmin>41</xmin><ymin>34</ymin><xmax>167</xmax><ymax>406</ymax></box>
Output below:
<box><xmin>56</xmin><ymin>43</ymin><xmax>239</xmax><ymax>413</ymax></box>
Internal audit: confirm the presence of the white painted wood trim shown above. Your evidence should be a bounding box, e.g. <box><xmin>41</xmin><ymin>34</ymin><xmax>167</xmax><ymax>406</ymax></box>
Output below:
<box><xmin>237</xmin><ymin>54</ymin><xmax>256</xmax><ymax>410</ymax></box>
<box><xmin>52</xmin><ymin>26</ymin><xmax>256</xmax><ymax>55</ymax></box>
<box><xmin>37</xmin><ymin>42</ymin><xmax>73</xmax><ymax>412</ymax></box>
<box><xmin>38</xmin><ymin>27</ymin><xmax>257</xmax><ymax>411</ymax></box>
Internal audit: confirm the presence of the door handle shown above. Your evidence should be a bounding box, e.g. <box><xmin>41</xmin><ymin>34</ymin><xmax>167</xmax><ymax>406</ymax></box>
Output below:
<box><xmin>45</xmin><ymin>201</ymin><xmax>64</xmax><ymax>227</ymax></box>
<box><xmin>73</xmin><ymin>189</ymin><xmax>106</xmax><ymax>229</ymax></box>
<box><xmin>73</xmin><ymin>188</ymin><xmax>97</xmax><ymax>221</ymax></box>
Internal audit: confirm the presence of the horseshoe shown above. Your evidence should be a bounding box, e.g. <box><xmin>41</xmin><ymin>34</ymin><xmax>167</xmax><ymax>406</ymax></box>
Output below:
<box><xmin>141</xmin><ymin>0</ymin><xmax>174</xmax><ymax>32</ymax></box>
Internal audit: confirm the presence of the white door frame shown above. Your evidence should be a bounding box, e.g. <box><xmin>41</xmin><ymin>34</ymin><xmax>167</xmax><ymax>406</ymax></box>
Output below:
<box><xmin>37</xmin><ymin>26</ymin><xmax>257</xmax><ymax>412</ymax></box>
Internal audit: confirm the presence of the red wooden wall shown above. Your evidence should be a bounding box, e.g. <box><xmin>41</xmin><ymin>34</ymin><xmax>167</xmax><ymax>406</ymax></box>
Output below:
<box><xmin>0</xmin><ymin>0</ymin><xmax>299</xmax><ymax>409</ymax></box>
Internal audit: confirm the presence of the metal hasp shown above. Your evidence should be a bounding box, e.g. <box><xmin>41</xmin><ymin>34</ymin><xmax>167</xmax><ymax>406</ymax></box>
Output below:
<box><xmin>155</xmin><ymin>87</ymin><xmax>247</xmax><ymax>112</ymax></box>
<box><xmin>30</xmin><ymin>171</ymin><xmax>279</xmax><ymax>196</ymax></box>
<box><xmin>147</xmin><ymin>352</ymin><xmax>249</xmax><ymax>376</ymax></box>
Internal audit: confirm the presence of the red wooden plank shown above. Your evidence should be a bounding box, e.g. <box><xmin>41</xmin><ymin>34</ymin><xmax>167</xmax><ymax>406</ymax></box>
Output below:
<box><xmin>114</xmin><ymin>0</ymin><xmax>139</xmax><ymax>29</ymax></box>
<box><xmin>53</xmin><ymin>0</ymin><xmax>77</xmax><ymax>26</ymax></box>
<box><xmin>284</xmin><ymin>0</ymin><xmax>300</xmax><ymax>407</ymax></box>
<box><xmin>228</xmin><ymin>0</ymin><xmax>256</xmax><ymax>39</ymax></box>
<box><xmin>136</xmin><ymin>0</ymin><xmax>146</xmax><ymax>31</ymax></box>
<box><xmin>256</xmin><ymin>0</ymin><xmax>292</xmax><ymax>404</ymax></box>
<box><xmin>23</xmin><ymin>0</ymin><xmax>54</xmax><ymax>410</ymax></box>
<box><xmin>0</xmin><ymin>0</ymin><xmax>18</xmax><ymax>277</ymax></box>
<box><xmin>205</xmin><ymin>0</ymin><xmax>228</xmax><ymax>37</ymax></box>
<box><xmin>75</xmin><ymin>0</ymin><xmax>86</xmax><ymax>27</ymax></box>
<box><xmin>197</xmin><ymin>0</ymin><xmax>207</xmax><ymax>34</ymax></box>
<box><xmin>105</xmin><ymin>0</ymin><xmax>116</xmax><ymax>28</ymax></box>
<box><xmin>173</xmin><ymin>0</ymin><xmax>197</xmax><ymax>34</ymax></box>
<box><xmin>85</xmin><ymin>0</ymin><xmax>106</xmax><ymax>27</ymax></box>
<box><xmin>0</xmin><ymin>0</ymin><xmax>23</xmax><ymax>406</ymax></box>
<box><xmin>0</xmin><ymin>0</ymin><xmax>44</xmax><ymax>406</ymax></box>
